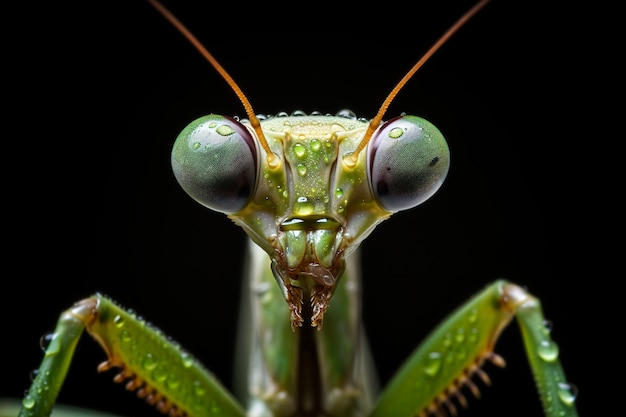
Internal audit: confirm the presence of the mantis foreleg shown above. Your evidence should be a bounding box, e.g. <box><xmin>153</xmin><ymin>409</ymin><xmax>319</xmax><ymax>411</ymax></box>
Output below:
<box><xmin>18</xmin><ymin>295</ymin><xmax>245</xmax><ymax>417</ymax></box>
<box><xmin>369</xmin><ymin>280</ymin><xmax>578</xmax><ymax>417</ymax></box>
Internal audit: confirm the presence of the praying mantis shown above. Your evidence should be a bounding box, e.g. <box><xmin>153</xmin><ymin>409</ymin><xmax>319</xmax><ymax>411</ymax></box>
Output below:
<box><xmin>0</xmin><ymin>0</ymin><xmax>580</xmax><ymax>414</ymax></box>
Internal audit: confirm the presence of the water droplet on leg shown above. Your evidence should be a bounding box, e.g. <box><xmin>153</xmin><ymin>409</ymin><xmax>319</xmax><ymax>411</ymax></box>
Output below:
<box><xmin>557</xmin><ymin>382</ymin><xmax>578</xmax><ymax>406</ymax></box>
<box><xmin>537</xmin><ymin>339</ymin><xmax>559</xmax><ymax>362</ymax></box>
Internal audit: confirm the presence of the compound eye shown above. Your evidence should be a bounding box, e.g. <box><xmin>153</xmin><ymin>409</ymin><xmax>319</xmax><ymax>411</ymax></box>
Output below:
<box><xmin>368</xmin><ymin>115</ymin><xmax>450</xmax><ymax>212</ymax></box>
<box><xmin>171</xmin><ymin>115</ymin><xmax>258</xmax><ymax>213</ymax></box>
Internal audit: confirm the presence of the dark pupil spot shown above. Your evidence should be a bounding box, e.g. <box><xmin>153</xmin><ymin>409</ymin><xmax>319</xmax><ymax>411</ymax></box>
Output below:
<box><xmin>376</xmin><ymin>180</ymin><xmax>389</xmax><ymax>197</ymax></box>
<box><xmin>429</xmin><ymin>156</ymin><xmax>439</xmax><ymax>166</ymax></box>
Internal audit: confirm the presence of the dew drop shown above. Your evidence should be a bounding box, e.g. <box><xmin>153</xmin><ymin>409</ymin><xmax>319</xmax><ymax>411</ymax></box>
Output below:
<box><xmin>293</xmin><ymin>143</ymin><xmax>306</xmax><ymax>158</ymax></box>
<box><xmin>166</xmin><ymin>374</ymin><xmax>180</xmax><ymax>390</ymax></box>
<box><xmin>335</xmin><ymin>188</ymin><xmax>344</xmax><ymax>199</ymax></box>
<box><xmin>142</xmin><ymin>353</ymin><xmax>157</xmax><ymax>371</ymax></box>
<box><xmin>192</xmin><ymin>142</ymin><xmax>201</xmax><ymax>150</ymax></box>
<box><xmin>468</xmin><ymin>327</ymin><xmax>478</xmax><ymax>344</ymax></box>
<box><xmin>29</xmin><ymin>369</ymin><xmax>39</xmax><ymax>382</ymax></box>
<box><xmin>542</xmin><ymin>319</ymin><xmax>553</xmax><ymax>334</ymax></box>
<box><xmin>294</xmin><ymin>197</ymin><xmax>314</xmax><ymax>215</ymax></box>
<box><xmin>424</xmin><ymin>352</ymin><xmax>442</xmax><ymax>376</ymax></box>
<box><xmin>442</xmin><ymin>333</ymin><xmax>453</xmax><ymax>348</ymax></box>
<box><xmin>389</xmin><ymin>127</ymin><xmax>404</xmax><ymax>139</ymax></box>
<box><xmin>216</xmin><ymin>125</ymin><xmax>235</xmax><ymax>136</ymax></box>
<box><xmin>311</xmin><ymin>139</ymin><xmax>321</xmax><ymax>151</ymax></box>
<box><xmin>538</xmin><ymin>339</ymin><xmax>560</xmax><ymax>362</ymax></box>
<box><xmin>336</xmin><ymin>109</ymin><xmax>356</xmax><ymax>119</ymax></box>
<box><xmin>193</xmin><ymin>381</ymin><xmax>206</xmax><ymax>397</ymax></box>
<box><xmin>557</xmin><ymin>382</ymin><xmax>578</xmax><ymax>406</ymax></box>
<box><xmin>454</xmin><ymin>328</ymin><xmax>465</xmax><ymax>343</ymax></box>
<box><xmin>152</xmin><ymin>364</ymin><xmax>168</xmax><ymax>382</ymax></box>
<box><xmin>113</xmin><ymin>314</ymin><xmax>124</xmax><ymax>328</ymax></box>
<box><xmin>468</xmin><ymin>308</ymin><xmax>478</xmax><ymax>323</ymax></box>
<box><xmin>39</xmin><ymin>332</ymin><xmax>55</xmax><ymax>352</ymax></box>
<box><xmin>43</xmin><ymin>334</ymin><xmax>60</xmax><ymax>356</ymax></box>
<box><xmin>297</xmin><ymin>164</ymin><xmax>307</xmax><ymax>176</ymax></box>
<box><xmin>120</xmin><ymin>329</ymin><xmax>132</xmax><ymax>343</ymax></box>
<box><xmin>181</xmin><ymin>352</ymin><xmax>194</xmax><ymax>368</ymax></box>
<box><xmin>22</xmin><ymin>395</ymin><xmax>35</xmax><ymax>410</ymax></box>
<box><xmin>208</xmin><ymin>122</ymin><xmax>217</xmax><ymax>128</ymax></box>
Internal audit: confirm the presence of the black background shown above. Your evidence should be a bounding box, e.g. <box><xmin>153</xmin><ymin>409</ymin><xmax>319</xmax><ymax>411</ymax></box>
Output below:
<box><xmin>4</xmin><ymin>1</ymin><xmax>594</xmax><ymax>416</ymax></box>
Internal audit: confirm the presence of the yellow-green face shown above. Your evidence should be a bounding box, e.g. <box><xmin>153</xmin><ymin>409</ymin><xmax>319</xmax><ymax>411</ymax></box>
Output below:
<box><xmin>171</xmin><ymin>111</ymin><xmax>450</xmax><ymax>327</ymax></box>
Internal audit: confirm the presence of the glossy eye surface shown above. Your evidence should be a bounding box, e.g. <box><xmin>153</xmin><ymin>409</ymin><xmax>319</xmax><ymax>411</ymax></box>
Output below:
<box><xmin>171</xmin><ymin>114</ymin><xmax>258</xmax><ymax>213</ymax></box>
<box><xmin>368</xmin><ymin>115</ymin><xmax>450</xmax><ymax>212</ymax></box>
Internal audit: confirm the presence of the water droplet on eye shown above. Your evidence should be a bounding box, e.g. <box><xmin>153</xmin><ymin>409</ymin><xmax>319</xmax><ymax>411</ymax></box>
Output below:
<box><xmin>208</xmin><ymin>122</ymin><xmax>217</xmax><ymax>128</ymax></box>
<box><xmin>537</xmin><ymin>339</ymin><xmax>559</xmax><ymax>362</ymax></box>
<box><xmin>216</xmin><ymin>125</ymin><xmax>235</xmax><ymax>136</ymax></box>
<box><xmin>192</xmin><ymin>141</ymin><xmax>201</xmax><ymax>150</ymax></box>
<box><xmin>293</xmin><ymin>143</ymin><xmax>306</xmax><ymax>158</ymax></box>
<box><xmin>389</xmin><ymin>127</ymin><xmax>404</xmax><ymax>139</ymax></box>
<box><xmin>22</xmin><ymin>395</ymin><xmax>35</xmax><ymax>410</ymax></box>
<box><xmin>424</xmin><ymin>352</ymin><xmax>442</xmax><ymax>376</ymax></box>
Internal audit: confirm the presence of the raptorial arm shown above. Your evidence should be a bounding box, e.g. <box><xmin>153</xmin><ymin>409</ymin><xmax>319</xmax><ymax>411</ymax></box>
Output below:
<box><xmin>18</xmin><ymin>295</ymin><xmax>245</xmax><ymax>417</ymax></box>
<box><xmin>370</xmin><ymin>280</ymin><xmax>578</xmax><ymax>417</ymax></box>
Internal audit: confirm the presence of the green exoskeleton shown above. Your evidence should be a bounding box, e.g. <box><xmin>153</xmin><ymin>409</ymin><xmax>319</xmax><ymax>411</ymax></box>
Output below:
<box><xmin>6</xmin><ymin>0</ymin><xmax>579</xmax><ymax>416</ymax></box>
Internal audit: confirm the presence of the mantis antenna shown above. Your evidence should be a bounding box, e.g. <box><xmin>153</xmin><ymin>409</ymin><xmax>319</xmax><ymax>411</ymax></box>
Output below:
<box><xmin>345</xmin><ymin>0</ymin><xmax>491</xmax><ymax>167</ymax></box>
<box><xmin>146</xmin><ymin>0</ymin><xmax>280</xmax><ymax>167</ymax></box>
<box><xmin>147</xmin><ymin>0</ymin><xmax>490</xmax><ymax>169</ymax></box>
